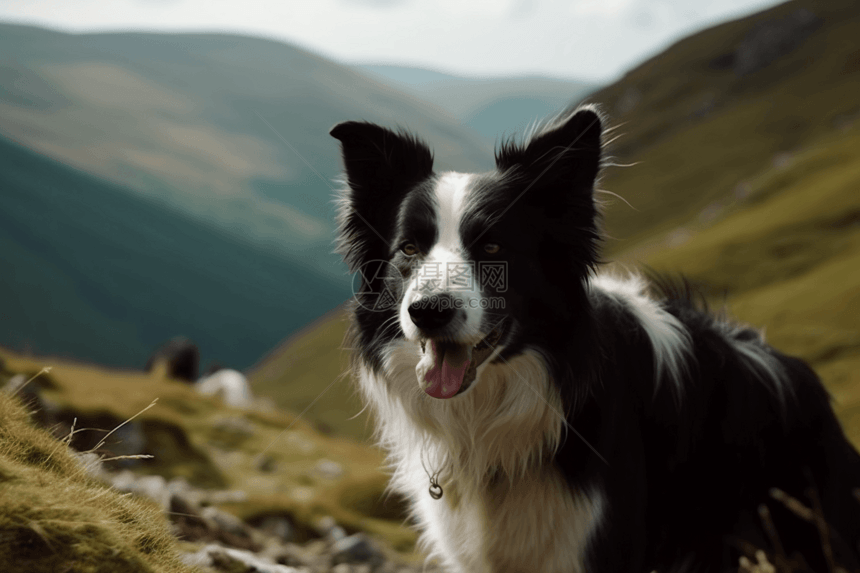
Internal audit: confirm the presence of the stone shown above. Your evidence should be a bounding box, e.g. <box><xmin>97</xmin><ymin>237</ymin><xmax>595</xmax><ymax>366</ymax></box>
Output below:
<box><xmin>269</xmin><ymin>542</ymin><xmax>317</xmax><ymax>568</ymax></box>
<box><xmin>201</xmin><ymin>506</ymin><xmax>252</xmax><ymax>539</ymax></box>
<box><xmin>182</xmin><ymin>543</ymin><xmax>303</xmax><ymax>573</ymax></box>
<box><xmin>314</xmin><ymin>515</ymin><xmax>346</xmax><ymax>542</ymax></box>
<box><xmin>315</xmin><ymin>458</ymin><xmax>344</xmax><ymax>479</ymax></box>
<box><xmin>169</xmin><ymin>493</ymin><xmax>209</xmax><ymax>542</ymax></box>
<box><xmin>196</xmin><ymin>369</ymin><xmax>254</xmax><ymax>408</ymax></box>
<box><xmin>130</xmin><ymin>474</ymin><xmax>170</xmax><ymax>510</ymax></box>
<box><xmin>331</xmin><ymin>533</ymin><xmax>384</xmax><ymax>566</ymax></box>
<box><xmin>256</xmin><ymin>514</ymin><xmax>295</xmax><ymax>543</ymax></box>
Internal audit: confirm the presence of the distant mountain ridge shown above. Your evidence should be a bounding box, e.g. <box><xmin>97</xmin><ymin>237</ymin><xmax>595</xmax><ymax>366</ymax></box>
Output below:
<box><xmin>0</xmin><ymin>24</ymin><xmax>494</xmax><ymax>280</ymax></box>
<box><xmin>357</xmin><ymin>63</ymin><xmax>598</xmax><ymax>140</ymax></box>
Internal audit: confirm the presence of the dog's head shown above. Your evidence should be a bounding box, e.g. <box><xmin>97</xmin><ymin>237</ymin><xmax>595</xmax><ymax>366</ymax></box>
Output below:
<box><xmin>332</xmin><ymin>106</ymin><xmax>604</xmax><ymax>401</ymax></box>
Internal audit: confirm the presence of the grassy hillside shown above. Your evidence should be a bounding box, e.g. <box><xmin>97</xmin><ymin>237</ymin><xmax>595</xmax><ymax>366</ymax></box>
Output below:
<box><xmin>0</xmin><ymin>347</ymin><xmax>420</xmax><ymax>556</ymax></box>
<box><xmin>0</xmin><ymin>23</ymin><xmax>493</xmax><ymax>282</ymax></box>
<box><xmin>0</xmin><ymin>136</ymin><xmax>347</xmax><ymax>371</ymax></box>
<box><xmin>589</xmin><ymin>0</ymin><xmax>860</xmax><ymax>252</ymax></box>
<box><xmin>251</xmin><ymin>0</ymin><xmax>860</xmax><ymax>445</ymax></box>
<box><xmin>0</xmin><ymin>388</ymin><xmax>199</xmax><ymax>573</ymax></box>
<box><xmin>248</xmin><ymin>306</ymin><xmax>366</xmax><ymax>439</ymax></box>
<box><xmin>359</xmin><ymin>63</ymin><xmax>597</xmax><ymax>140</ymax></box>
<box><xmin>636</xmin><ymin>125</ymin><xmax>860</xmax><ymax>444</ymax></box>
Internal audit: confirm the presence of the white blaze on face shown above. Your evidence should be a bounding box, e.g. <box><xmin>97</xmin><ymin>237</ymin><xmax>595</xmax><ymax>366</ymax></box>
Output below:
<box><xmin>399</xmin><ymin>172</ymin><xmax>484</xmax><ymax>343</ymax></box>
<box><xmin>396</xmin><ymin>172</ymin><xmax>508</xmax><ymax>399</ymax></box>
<box><xmin>434</xmin><ymin>171</ymin><xmax>472</xmax><ymax>256</ymax></box>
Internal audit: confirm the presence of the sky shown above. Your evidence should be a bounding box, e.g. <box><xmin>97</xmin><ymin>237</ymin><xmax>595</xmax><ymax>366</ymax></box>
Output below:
<box><xmin>0</xmin><ymin>0</ymin><xmax>782</xmax><ymax>82</ymax></box>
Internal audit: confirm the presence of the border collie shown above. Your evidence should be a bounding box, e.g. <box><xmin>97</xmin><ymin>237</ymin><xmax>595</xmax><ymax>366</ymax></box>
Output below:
<box><xmin>330</xmin><ymin>106</ymin><xmax>860</xmax><ymax>572</ymax></box>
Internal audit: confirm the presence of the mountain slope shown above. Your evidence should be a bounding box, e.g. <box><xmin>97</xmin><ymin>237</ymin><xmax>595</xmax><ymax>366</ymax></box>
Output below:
<box><xmin>640</xmin><ymin>125</ymin><xmax>860</xmax><ymax>445</ymax></box>
<box><xmin>0</xmin><ymin>24</ymin><xmax>494</xmax><ymax>282</ymax></box>
<box><xmin>590</xmin><ymin>0</ymin><xmax>860</xmax><ymax>253</ymax></box>
<box><xmin>0</xmin><ymin>136</ymin><xmax>346</xmax><ymax>371</ymax></box>
<box><xmin>0</xmin><ymin>24</ymin><xmax>498</xmax><ymax>370</ymax></box>
<box><xmin>247</xmin><ymin>305</ymin><xmax>364</xmax><ymax>439</ymax></box>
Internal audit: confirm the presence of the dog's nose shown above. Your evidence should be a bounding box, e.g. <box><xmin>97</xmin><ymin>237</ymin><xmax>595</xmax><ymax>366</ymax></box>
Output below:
<box><xmin>409</xmin><ymin>295</ymin><xmax>457</xmax><ymax>330</ymax></box>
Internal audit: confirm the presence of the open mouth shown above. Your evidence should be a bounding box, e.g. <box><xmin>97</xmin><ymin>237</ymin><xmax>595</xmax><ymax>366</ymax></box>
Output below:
<box><xmin>416</xmin><ymin>321</ymin><xmax>507</xmax><ymax>399</ymax></box>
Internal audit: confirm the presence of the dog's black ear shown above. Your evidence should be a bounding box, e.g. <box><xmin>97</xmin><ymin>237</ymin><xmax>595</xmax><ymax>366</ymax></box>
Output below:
<box><xmin>330</xmin><ymin>121</ymin><xmax>434</xmax><ymax>196</ymax></box>
<box><xmin>495</xmin><ymin>106</ymin><xmax>602</xmax><ymax>191</ymax></box>
<box><xmin>330</xmin><ymin>121</ymin><xmax>434</xmax><ymax>270</ymax></box>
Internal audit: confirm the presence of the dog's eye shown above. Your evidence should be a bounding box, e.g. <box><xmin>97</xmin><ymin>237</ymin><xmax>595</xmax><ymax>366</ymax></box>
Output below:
<box><xmin>483</xmin><ymin>243</ymin><xmax>501</xmax><ymax>255</ymax></box>
<box><xmin>401</xmin><ymin>242</ymin><xmax>419</xmax><ymax>256</ymax></box>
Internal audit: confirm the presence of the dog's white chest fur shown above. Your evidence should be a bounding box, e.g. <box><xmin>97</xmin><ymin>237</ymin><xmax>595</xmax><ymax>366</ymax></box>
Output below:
<box><xmin>358</xmin><ymin>351</ymin><xmax>603</xmax><ymax>573</ymax></box>
<box><xmin>403</xmin><ymin>454</ymin><xmax>602</xmax><ymax>573</ymax></box>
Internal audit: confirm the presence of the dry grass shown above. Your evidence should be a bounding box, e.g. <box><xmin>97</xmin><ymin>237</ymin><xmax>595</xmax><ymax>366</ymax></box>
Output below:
<box><xmin>735</xmin><ymin>486</ymin><xmax>860</xmax><ymax>573</ymax></box>
<box><xmin>0</xmin><ymin>389</ymin><xmax>200</xmax><ymax>573</ymax></box>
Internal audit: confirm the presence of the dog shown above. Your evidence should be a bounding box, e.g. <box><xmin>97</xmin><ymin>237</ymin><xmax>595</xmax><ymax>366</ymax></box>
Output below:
<box><xmin>330</xmin><ymin>105</ymin><xmax>860</xmax><ymax>572</ymax></box>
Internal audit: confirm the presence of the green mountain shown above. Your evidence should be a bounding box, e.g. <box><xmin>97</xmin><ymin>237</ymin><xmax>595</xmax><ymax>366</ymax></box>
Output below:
<box><xmin>0</xmin><ymin>23</ymin><xmax>498</xmax><ymax>370</ymax></box>
<box><xmin>358</xmin><ymin>64</ymin><xmax>597</xmax><ymax>140</ymax></box>
<box><xmin>251</xmin><ymin>0</ymin><xmax>860</xmax><ymax>444</ymax></box>
<box><xmin>588</xmin><ymin>0</ymin><xmax>859</xmax><ymax>251</ymax></box>
<box><xmin>0</xmin><ymin>136</ymin><xmax>348</xmax><ymax>371</ymax></box>
<box><xmin>0</xmin><ymin>24</ymin><xmax>494</xmax><ymax>283</ymax></box>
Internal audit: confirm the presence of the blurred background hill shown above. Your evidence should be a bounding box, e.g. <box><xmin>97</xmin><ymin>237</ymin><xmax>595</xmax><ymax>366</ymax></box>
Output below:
<box><xmin>0</xmin><ymin>136</ymin><xmax>346</xmax><ymax>369</ymax></box>
<box><xmin>358</xmin><ymin>64</ymin><xmax>597</xmax><ymax>140</ymax></box>
<box><xmin>0</xmin><ymin>23</ymin><xmax>494</xmax><ymax>370</ymax></box>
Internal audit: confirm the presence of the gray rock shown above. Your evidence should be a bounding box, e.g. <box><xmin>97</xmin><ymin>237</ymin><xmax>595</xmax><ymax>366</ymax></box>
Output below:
<box><xmin>165</xmin><ymin>476</ymin><xmax>202</xmax><ymax>507</ymax></box>
<box><xmin>257</xmin><ymin>515</ymin><xmax>295</xmax><ymax>543</ymax></box>
<box><xmin>315</xmin><ymin>458</ymin><xmax>344</xmax><ymax>479</ymax></box>
<box><xmin>112</xmin><ymin>473</ymin><xmax>169</xmax><ymax>510</ymax></box>
<box><xmin>108</xmin><ymin>420</ymin><xmax>147</xmax><ymax>463</ymax></box>
<box><xmin>268</xmin><ymin>542</ymin><xmax>321</xmax><ymax>569</ymax></box>
<box><xmin>196</xmin><ymin>369</ymin><xmax>254</xmax><ymax>408</ymax></box>
<box><xmin>182</xmin><ymin>543</ymin><xmax>303</xmax><ymax>573</ymax></box>
<box><xmin>3</xmin><ymin>374</ymin><xmax>27</xmax><ymax>394</ymax></box>
<box><xmin>329</xmin><ymin>525</ymin><xmax>348</xmax><ymax>543</ymax></box>
<box><xmin>201</xmin><ymin>506</ymin><xmax>252</xmax><ymax>539</ymax></box>
<box><xmin>331</xmin><ymin>533</ymin><xmax>384</xmax><ymax>566</ymax></box>
<box><xmin>313</xmin><ymin>515</ymin><xmax>343</xmax><ymax>539</ymax></box>
<box><xmin>169</xmin><ymin>493</ymin><xmax>208</xmax><ymax>536</ymax></box>
<box><xmin>74</xmin><ymin>451</ymin><xmax>105</xmax><ymax>479</ymax></box>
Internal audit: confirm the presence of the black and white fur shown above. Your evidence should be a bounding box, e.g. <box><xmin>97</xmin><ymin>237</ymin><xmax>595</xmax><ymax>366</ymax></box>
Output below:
<box><xmin>330</xmin><ymin>106</ymin><xmax>860</xmax><ymax>572</ymax></box>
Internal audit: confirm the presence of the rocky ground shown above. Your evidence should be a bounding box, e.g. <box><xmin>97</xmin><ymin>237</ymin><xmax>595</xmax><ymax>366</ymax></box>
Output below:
<box><xmin>78</xmin><ymin>454</ymin><xmax>438</xmax><ymax>573</ymax></box>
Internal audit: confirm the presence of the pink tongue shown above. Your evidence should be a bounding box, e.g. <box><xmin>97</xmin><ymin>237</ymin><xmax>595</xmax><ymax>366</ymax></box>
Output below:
<box><xmin>423</xmin><ymin>340</ymin><xmax>471</xmax><ymax>399</ymax></box>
